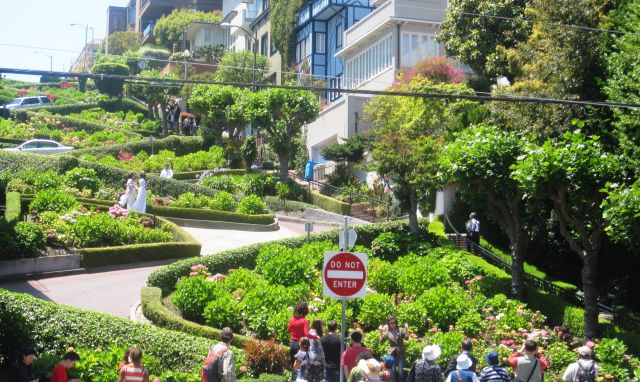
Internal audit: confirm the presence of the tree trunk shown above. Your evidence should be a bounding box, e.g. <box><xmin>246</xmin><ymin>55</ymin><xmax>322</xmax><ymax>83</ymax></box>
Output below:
<box><xmin>147</xmin><ymin>104</ymin><xmax>154</xmax><ymax>119</ymax></box>
<box><xmin>278</xmin><ymin>150</ymin><xmax>290</xmax><ymax>181</ymax></box>
<box><xmin>582</xmin><ymin>250</ymin><xmax>600</xmax><ymax>339</ymax></box>
<box><xmin>511</xmin><ymin>232</ymin><xmax>527</xmax><ymax>300</ymax></box>
<box><xmin>408</xmin><ymin>187</ymin><xmax>419</xmax><ymax>235</ymax></box>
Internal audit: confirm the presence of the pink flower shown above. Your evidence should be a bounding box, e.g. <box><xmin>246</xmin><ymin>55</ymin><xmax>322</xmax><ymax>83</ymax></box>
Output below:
<box><xmin>623</xmin><ymin>355</ymin><xmax>631</xmax><ymax>362</ymax></box>
<box><xmin>465</xmin><ymin>279</ymin><xmax>473</xmax><ymax>285</ymax></box>
<box><xmin>429</xmin><ymin>327</ymin><xmax>438</xmax><ymax>333</ymax></box>
<box><xmin>486</xmin><ymin>316</ymin><xmax>495</xmax><ymax>321</ymax></box>
<box><xmin>476</xmin><ymin>275</ymin><xmax>485</xmax><ymax>281</ymax></box>
<box><xmin>585</xmin><ymin>341</ymin><xmax>596</xmax><ymax>348</ymax></box>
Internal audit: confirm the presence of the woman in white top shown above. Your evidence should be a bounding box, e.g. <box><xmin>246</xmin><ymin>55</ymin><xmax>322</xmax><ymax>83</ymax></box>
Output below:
<box><xmin>119</xmin><ymin>173</ymin><xmax>137</xmax><ymax>209</ymax></box>
<box><xmin>160</xmin><ymin>165</ymin><xmax>173</xmax><ymax>179</ymax></box>
<box><xmin>131</xmin><ymin>172</ymin><xmax>147</xmax><ymax>213</ymax></box>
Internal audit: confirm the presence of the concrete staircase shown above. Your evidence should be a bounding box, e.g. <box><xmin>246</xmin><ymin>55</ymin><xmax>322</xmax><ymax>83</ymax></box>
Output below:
<box><xmin>447</xmin><ymin>233</ymin><xmax>468</xmax><ymax>250</ymax></box>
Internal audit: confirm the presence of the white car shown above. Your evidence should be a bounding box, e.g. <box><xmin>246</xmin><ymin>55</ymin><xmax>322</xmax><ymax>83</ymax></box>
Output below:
<box><xmin>4</xmin><ymin>139</ymin><xmax>74</xmax><ymax>154</ymax></box>
<box><xmin>4</xmin><ymin>96</ymin><xmax>52</xmax><ymax>110</ymax></box>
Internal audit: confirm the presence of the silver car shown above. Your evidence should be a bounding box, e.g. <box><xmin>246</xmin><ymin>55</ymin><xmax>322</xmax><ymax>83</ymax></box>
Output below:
<box><xmin>4</xmin><ymin>139</ymin><xmax>74</xmax><ymax>154</ymax></box>
<box><xmin>4</xmin><ymin>96</ymin><xmax>52</xmax><ymax>110</ymax></box>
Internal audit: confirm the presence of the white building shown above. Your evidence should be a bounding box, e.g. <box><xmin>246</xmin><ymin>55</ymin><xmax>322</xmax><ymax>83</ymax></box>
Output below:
<box><xmin>306</xmin><ymin>0</ymin><xmax>449</xmax><ymax>165</ymax></box>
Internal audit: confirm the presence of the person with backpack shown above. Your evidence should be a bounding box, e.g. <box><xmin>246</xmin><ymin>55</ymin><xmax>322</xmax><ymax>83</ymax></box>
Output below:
<box><xmin>465</xmin><ymin>213</ymin><xmax>480</xmax><ymax>254</ymax></box>
<box><xmin>445</xmin><ymin>354</ymin><xmax>480</xmax><ymax>382</ymax></box>
<box><xmin>444</xmin><ymin>340</ymin><xmax>478</xmax><ymax>377</ymax></box>
<box><xmin>201</xmin><ymin>327</ymin><xmax>235</xmax><ymax>382</ymax></box>
<box><xmin>406</xmin><ymin>345</ymin><xmax>443</xmax><ymax>382</ymax></box>
<box><xmin>507</xmin><ymin>340</ymin><xmax>549</xmax><ymax>382</ymax></box>
<box><xmin>293</xmin><ymin>338</ymin><xmax>316</xmax><ymax>382</ymax></box>
<box><xmin>479</xmin><ymin>351</ymin><xmax>511</xmax><ymax>382</ymax></box>
<box><xmin>562</xmin><ymin>346</ymin><xmax>599</xmax><ymax>382</ymax></box>
<box><xmin>119</xmin><ymin>348</ymin><xmax>149</xmax><ymax>382</ymax></box>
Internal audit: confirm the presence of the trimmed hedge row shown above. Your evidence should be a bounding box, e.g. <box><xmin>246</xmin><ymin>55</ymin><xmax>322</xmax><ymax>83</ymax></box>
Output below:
<box><xmin>147</xmin><ymin>218</ymin><xmax>441</xmax><ymax>294</ymax></box>
<box><xmin>0</xmin><ymin>137</ymin><xmax>27</xmax><ymax>144</ymax></box>
<box><xmin>28</xmin><ymin>102</ymin><xmax>99</xmax><ymax>115</ymax></box>
<box><xmin>147</xmin><ymin>205</ymin><xmax>275</xmax><ymax>225</ymax></box>
<box><xmin>72</xmin><ymin>135</ymin><xmax>206</xmax><ymax>158</ymax></box>
<box><xmin>308</xmin><ymin>191</ymin><xmax>351</xmax><ymax>215</ymax></box>
<box><xmin>3</xmin><ymin>191</ymin><xmax>21</xmax><ymax>226</ymax></box>
<box><xmin>0</xmin><ymin>289</ymin><xmax>210</xmax><ymax>373</ymax></box>
<box><xmin>19</xmin><ymin>110</ymin><xmax>142</xmax><ymax>139</ymax></box>
<box><xmin>141</xmin><ymin>287</ymin><xmax>252</xmax><ymax>346</ymax></box>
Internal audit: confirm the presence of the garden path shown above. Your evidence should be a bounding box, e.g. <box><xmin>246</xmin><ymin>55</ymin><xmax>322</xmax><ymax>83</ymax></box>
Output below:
<box><xmin>0</xmin><ymin>220</ymin><xmax>334</xmax><ymax>318</ymax></box>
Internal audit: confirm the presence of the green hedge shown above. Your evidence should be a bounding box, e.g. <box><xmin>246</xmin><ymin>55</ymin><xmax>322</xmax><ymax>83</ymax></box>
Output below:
<box><xmin>147</xmin><ymin>205</ymin><xmax>275</xmax><ymax>225</ymax></box>
<box><xmin>72</xmin><ymin>135</ymin><xmax>206</xmax><ymax>158</ymax></box>
<box><xmin>147</xmin><ymin>218</ymin><xmax>442</xmax><ymax>294</ymax></box>
<box><xmin>20</xmin><ymin>110</ymin><xmax>142</xmax><ymax>139</ymax></box>
<box><xmin>98</xmin><ymin>97</ymin><xmax>149</xmax><ymax>117</ymax></box>
<box><xmin>28</xmin><ymin>102</ymin><xmax>99</xmax><ymax>115</ymax></box>
<box><xmin>3</xmin><ymin>191</ymin><xmax>21</xmax><ymax>226</ymax></box>
<box><xmin>0</xmin><ymin>150</ymin><xmax>80</xmax><ymax>175</ymax></box>
<box><xmin>0</xmin><ymin>137</ymin><xmax>27</xmax><ymax>144</ymax></box>
<box><xmin>308</xmin><ymin>191</ymin><xmax>351</xmax><ymax>215</ymax></box>
<box><xmin>0</xmin><ymin>289</ymin><xmax>210</xmax><ymax>373</ymax></box>
<box><xmin>141</xmin><ymin>287</ymin><xmax>252</xmax><ymax>346</ymax></box>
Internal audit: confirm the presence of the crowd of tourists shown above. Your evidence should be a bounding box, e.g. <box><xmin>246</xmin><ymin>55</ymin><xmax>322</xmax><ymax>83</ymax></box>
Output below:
<box><xmin>7</xmin><ymin>302</ymin><xmax>599</xmax><ymax>382</ymax></box>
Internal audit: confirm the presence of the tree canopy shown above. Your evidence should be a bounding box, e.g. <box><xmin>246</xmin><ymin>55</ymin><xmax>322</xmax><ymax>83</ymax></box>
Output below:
<box><xmin>214</xmin><ymin>51</ymin><xmax>271</xmax><ymax>85</ymax></box>
<box><xmin>153</xmin><ymin>9</ymin><xmax>221</xmax><ymax>50</ymax></box>
<box><xmin>107</xmin><ymin>31</ymin><xmax>141</xmax><ymax>55</ymax></box>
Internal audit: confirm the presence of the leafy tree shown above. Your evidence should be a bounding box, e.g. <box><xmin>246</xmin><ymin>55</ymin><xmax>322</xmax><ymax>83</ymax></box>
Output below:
<box><xmin>214</xmin><ymin>51</ymin><xmax>271</xmax><ymax>85</ymax></box>
<box><xmin>0</xmin><ymin>88</ymin><xmax>17</xmax><ymax>104</ymax></box>
<box><xmin>511</xmin><ymin>130</ymin><xmax>625</xmax><ymax>338</ymax></box>
<box><xmin>604</xmin><ymin>0</ymin><xmax>640</xmax><ymax>172</ymax></box>
<box><xmin>107</xmin><ymin>31</ymin><xmax>141</xmax><ymax>55</ymax></box>
<box><xmin>490</xmin><ymin>0</ymin><xmax>612</xmax><ymax>139</ymax></box>
<box><xmin>439</xmin><ymin>0</ymin><xmax>531</xmax><ymax>89</ymax></box>
<box><xmin>188</xmin><ymin>84</ymin><xmax>250</xmax><ymax>145</ymax></box>
<box><xmin>271</xmin><ymin>0</ymin><xmax>304</xmax><ymax>66</ymax></box>
<box><xmin>248</xmin><ymin>88</ymin><xmax>319</xmax><ymax>180</ymax></box>
<box><xmin>321</xmin><ymin>135</ymin><xmax>371</xmax><ymax>181</ymax></box>
<box><xmin>91</xmin><ymin>62</ymin><xmax>130</xmax><ymax>97</ymax></box>
<box><xmin>441</xmin><ymin>124</ymin><xmax>532</xmax><ymax>298</ymax></box>
<box><xmin>365</xmin><ymin>78</ymin><xmax>475</xmax><ymax>234</ymax></box>
<box><xmin>124</xmin><ymin>69</ymin><xmax>179</xmax><ymax>127</ymax></box>
<box><xmin>242</xmin><ymin>135</ymin><xmax>258</xmax><ymax>170</ymax></box>
<box><xmin>153</xmin><ymin>9</ymin><xmax>221</xmax><ymax>50</ymax></box>
<box><xmin>603</xmin><ymin>180</ymin><xmax>640</xmax><ymax>254</ymax></box>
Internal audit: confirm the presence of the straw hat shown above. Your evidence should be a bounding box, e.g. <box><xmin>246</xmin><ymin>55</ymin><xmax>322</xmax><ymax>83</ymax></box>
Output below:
<box><xmin>357</xmin><ymin>359</ymin><xmax>381</xmax><ymax>381</ymax></box>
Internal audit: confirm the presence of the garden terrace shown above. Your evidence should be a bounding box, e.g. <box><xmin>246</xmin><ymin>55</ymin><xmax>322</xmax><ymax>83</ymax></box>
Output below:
<box><xmin>145</xmin><ymin>219</ymin><xmax>639</xmax><ymax>382</ymax></box>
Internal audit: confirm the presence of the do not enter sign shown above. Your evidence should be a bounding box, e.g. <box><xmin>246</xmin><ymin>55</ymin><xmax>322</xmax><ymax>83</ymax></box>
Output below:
<box><xmin>323</xmin><ymin>251</ymin><xmax>367</xmax><ymax>299</ymax></box>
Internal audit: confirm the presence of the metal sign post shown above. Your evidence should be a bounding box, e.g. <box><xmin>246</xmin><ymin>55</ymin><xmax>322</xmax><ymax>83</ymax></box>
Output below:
<box><xmin>305</xmin><ymin>221</ymin><xmax>313</xmax><ymax>243</ymax></box>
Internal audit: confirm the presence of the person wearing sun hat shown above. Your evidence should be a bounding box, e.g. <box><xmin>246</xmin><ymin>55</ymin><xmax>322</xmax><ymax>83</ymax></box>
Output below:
<box><xmin>445</xmin><ymin>354</ymin><xmax>480</xmax><ymax>382</ymax></box>
<box><xmin>479</xmin><ymin>351</ymin><xmax>511</xmax><ymax>382</ymax></box>
<box><xmin>358</xmin><ymin>358</ymin><xmax>382</xmax><ymax>381</ymax></box>
<box><xmin>562</xmin><ymin>346</ymin><xmax>599</xmax><ymax>382</ymax></box>
<box><xmin>406</xmin><ymin>345</ymin><xmax>443</xmax><ymax>382</ymax></box>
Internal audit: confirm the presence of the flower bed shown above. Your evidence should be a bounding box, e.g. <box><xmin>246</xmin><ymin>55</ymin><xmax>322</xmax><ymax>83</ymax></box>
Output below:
<box><xmin>148</xmin><ymin>220</ymin><xmax>640</xmax><ymax>382</ymax></box>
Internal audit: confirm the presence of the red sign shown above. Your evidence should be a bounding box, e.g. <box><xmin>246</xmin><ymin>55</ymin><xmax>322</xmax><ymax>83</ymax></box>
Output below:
<box><xmin>323</xmin><ymin>251</ymin><xmax>367</xmax><ymax>299</ymax></box>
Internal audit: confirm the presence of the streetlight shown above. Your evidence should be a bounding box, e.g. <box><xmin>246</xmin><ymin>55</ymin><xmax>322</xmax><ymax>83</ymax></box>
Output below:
<box><xmin>220</xmin><ymin>22</ymin><xmax>258</xmax><ymax>88</ymax></box>
<box><xmin>33</xmin><ymin>51</ymin><xmax>53</xmax><ymax>71</ymax></box>
<box><xmin>70</xmin><ymin>23</ymin><xmax>91</xmax><ymax>70</ymax></box>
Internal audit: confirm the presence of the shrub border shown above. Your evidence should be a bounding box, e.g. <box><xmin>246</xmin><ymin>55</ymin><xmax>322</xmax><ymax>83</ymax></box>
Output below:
<box><xmin>307</xmin><ymin>191</ymin><xmax>351</xmax><ymax>215</ymax></box>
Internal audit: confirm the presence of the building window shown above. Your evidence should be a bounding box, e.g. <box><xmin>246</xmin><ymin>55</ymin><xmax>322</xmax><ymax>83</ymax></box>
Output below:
<box><xmin>316</xmin><ymin>32</ymin><xmax>326</xmax><ymax>54</ymax></box>
<box><xmin>329</xmin><ymin>76</ymin><xmax>342</xmax><ymax>101</ymax></box>
<box><xmin>400</xmin><ymin>32</ymin><xmax>439</xmax><ymax>67</ymax></box>
<box><xmin>204</xmin><ymin>28</ymin><xmax>212</xmax><ymax>45</ymax></box>
<box><xmin>345</xmin><ymin>34</ymin><xmax>393</xmax><ymax>89</ymax></box>
<box><xmin>261</xmin><ymin>33</ymin><xmax>268</xmax><ymax>55</ymax></box>
<box><xmin>336</xmin><ymin>23</ymin><xmax>343</xmax><ymax>48</ymax></box>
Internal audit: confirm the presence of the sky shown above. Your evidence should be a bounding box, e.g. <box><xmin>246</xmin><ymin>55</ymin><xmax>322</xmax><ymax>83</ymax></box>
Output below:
<box><xmin>0</xmin><ymin>0</ymin><xmax>125</xmax><ymax>82</ymax></box>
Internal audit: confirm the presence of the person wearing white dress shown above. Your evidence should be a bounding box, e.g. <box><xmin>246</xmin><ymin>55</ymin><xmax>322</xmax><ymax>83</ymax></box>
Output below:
<box><xmin>160</xmin><ymin>165</ymin><xmax>174</xmax><ymax>179</ymax></box>
<box><xmin>119</xmin><ymin>173</ymin><xmax>137</xmax><ymax>209</ymax></box>
<box><xmin>131</xmin><ymin>172</ymin><xmax>147</xmax><ymax>213</ymax></box>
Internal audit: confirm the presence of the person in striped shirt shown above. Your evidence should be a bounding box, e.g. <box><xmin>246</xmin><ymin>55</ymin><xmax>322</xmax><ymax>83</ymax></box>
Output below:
<box><xmin>118</xmin><ymin>348</ymin><xmax>149</xmax><ymax>382</ymax></box>
<box><xmin>479</xmin><ymin>351</ymin><xmax>511</xmax><ymax>382</ymax></box>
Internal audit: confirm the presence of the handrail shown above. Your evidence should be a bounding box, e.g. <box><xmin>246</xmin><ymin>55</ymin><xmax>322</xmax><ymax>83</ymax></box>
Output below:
<box><xmin>443</xmin><ymin>213</ymin><xmax>640</xmax><ymax>330</ymax></box>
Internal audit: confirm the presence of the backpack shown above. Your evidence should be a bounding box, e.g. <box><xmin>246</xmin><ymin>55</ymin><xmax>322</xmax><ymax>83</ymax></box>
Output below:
<box><xmin>201</xmin><ymin>346</ymin><xmax>229</xmax><ymax>382</ymax></box>
<box><xmin>575</xmin><ymin>362</ymin><xmax>595</xmax><ymax>382</ymax></box>
<box><xmin>465</xmin><ymin>219</ymin><xmax>473</xmax><ymax>233</ymax></box>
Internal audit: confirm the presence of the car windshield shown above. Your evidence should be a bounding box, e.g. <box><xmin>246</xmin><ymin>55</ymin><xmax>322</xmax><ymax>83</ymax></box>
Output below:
<box><xmin>6</xmin><ymin>99</ymin><xmax>21</xmax><ymax>105</ymax></box>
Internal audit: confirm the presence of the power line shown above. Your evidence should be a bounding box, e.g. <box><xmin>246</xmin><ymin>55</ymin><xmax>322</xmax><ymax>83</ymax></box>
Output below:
<box><xmin>2</xmin><ymin>67</ymin><xmax>639</xmax><ymax>110</ymax></box>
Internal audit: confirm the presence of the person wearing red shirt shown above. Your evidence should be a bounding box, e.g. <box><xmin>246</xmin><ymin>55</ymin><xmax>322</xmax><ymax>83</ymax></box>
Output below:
<box><xmin>50</xmin><ymin>351</ymin><xmax>80</xmax><ymax>382</ymax></box>
<box><xmin>288</xmin><ymin>302</ymin><xmax>317</xmax><ymax>381</ymax></box>
<box><xmin>507</xmin><ymin>340</ymin><xmax>549</xmax><ymax>382</ymax></box>
<box><xmin>342</xmin><ymin>331</ymin><xmax>369</xmax><ymax>381</ymax></box>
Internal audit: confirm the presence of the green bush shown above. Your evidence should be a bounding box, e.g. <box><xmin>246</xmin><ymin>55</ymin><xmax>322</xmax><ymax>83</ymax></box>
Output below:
<box><xmin>7</xmin><ymin>169</ymin><xmax>64</xmax><ymax>194</ymax></box>
<box><xmin>241</xmin><ymin>135</ymin><xmax>258</xmax><ymax>169</ymax></box>
<box><xmin>367</xmin><ymin>258</ymin><xmax>399</xmax><ymax>295</ymax></box>
<box><xmin>172</xmin><ymin>276</ymin><xmax>225</xmax><ymax>321</ymax></box>
<box><xmin>371</xmin><ymin>232</ymin><xmax>405</xmax><ymax>261</ymax></box>
<box><xmin>357</xmin><ymin>293</ymin><xmax>396</xmax><ymax>330</ymax></box>
<box><xmin>417</xmin><ymin>286</ymin><xmax>473</xmax><ymax>329</ymax></box>
<box><xmin>243</xmin><ymin>173</ymin><xmax>276</xmax><ymax>196</ymax></box>
<box><xmin>308</xmin><ymin>191</ymin><xmax>351</xmax><ymax>215</ymax></box>
<box><xmin>3</xmin><ymin>191</ymin><xmax>21</xmax><ymax>226</ymax></box>
<box><xmin>172</xmin><ymin>192</ymin><xmax>210</xmax><ymax>209</ymax></box>
<box><xmin>209</xmin><ymin>191</ymin><xmax>237</xmax><ymax>212</ymax></box>
<box><xmin>200</xmin><ymin>174</ymin><xmax>237</xmax><ymax>192</ymax></box>
<box><xmin>72</xmin><ymin>135</ymin><xmax>204</xmax><ymax>157</ymax></box>
<box><xmin>147</xmin><ymin>205</ymin><xmax>275</xmax><ymax>225</ymax></box>
<box><xmin>63</xmin><ymin>167</ymin><xmax>104</xmax><ymax>194</ymax></box>
<box><xmin>29</xmin><ymin>189</ymin><xmax>80</xmax><ymax>214</ymax></box>
<box><xmin>255</xmin><ymin>244</ymin><xmax>315</xmax><ymax>287</ymax></box>
<box><xmin>14</xmin><ymin>221</ymin><xmax>46</xmax><ymax>255</ymax></box>
<box><xmin>396</xmin><ymin>255</ymin><xmax>453</xmax><ymax>297</ymax></box>
<box><xmin>174</xmin><ymin>146</ymin><xmax>226</xmax><ymax>172</ymax></box>
<box><xmin>92</xmin><ymin>63</ymin><xmax>130</xmax><ymax>96</ymax></box>
<box><xmin>203</xmin><ymin>292</ymin><xmax>243</xmax><ymax>331</ymax></box>
<box><xmin>237</xmin><ymin>195</ymin><xmax>268</xmax><ymax>215</ymax></box>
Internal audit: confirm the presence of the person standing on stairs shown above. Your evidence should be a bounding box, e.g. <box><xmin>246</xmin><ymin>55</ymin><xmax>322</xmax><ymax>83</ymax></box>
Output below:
<box><xmin>465</xmin><ymin>212</ymin><xmax>480</xmax><ymax>254</ymax></box>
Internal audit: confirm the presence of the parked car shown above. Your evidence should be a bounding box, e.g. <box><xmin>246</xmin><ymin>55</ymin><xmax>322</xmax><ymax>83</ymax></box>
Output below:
<box><xmin>4</xmin><ymin>139</ymin><xmax>74</xmax><ymax>154</ymax></box>
<box><xmin>4</xmin><ymin>96</ymin><xmax>52</xmax><ymax>110</ymax></box>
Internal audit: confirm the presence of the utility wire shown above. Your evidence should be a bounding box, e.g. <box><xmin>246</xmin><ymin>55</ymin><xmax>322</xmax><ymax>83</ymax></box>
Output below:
<box><xmin>2</xmin><ymin>67</ymin><xmax>639</xmax><ymax>110</ymax></box>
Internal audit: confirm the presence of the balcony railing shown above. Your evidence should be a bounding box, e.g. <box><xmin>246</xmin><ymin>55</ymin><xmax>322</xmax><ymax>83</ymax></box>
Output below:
<box><xmin>143</xmin><ymin>22</ymin><xmax>155</xmax><ymax>38</ymax></box>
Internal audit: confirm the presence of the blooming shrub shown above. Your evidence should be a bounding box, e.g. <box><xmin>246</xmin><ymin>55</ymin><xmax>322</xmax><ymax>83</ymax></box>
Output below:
<box><xmin>209</xmin><ymin>191</ymin><xmax>237</xmax><ymax>212</ymax></box>
<box><xmin>30</xmin><ymin>189</ymin><xmax>80</xmax><ymax>214</ymax></box>
<box><xmin>236</xmin><ymin>195</ymin><xmax>267</xmax><ymax>215</ymax></box>
<box><xmin>14</xmin><ymin>221</ymin><xmax>46</xmax><ymax>256</ymax></box>
<box><xmin>63</xmin><ymin>167</ymin><xmax>104</xmax><ymax>194</ymax></box>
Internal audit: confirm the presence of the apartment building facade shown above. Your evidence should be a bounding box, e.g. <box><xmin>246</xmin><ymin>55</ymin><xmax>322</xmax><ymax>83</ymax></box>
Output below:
<box><xmin>305</xmin><ymin>0</ymin><xmax>449</xmax><ymax>164</ymax></box>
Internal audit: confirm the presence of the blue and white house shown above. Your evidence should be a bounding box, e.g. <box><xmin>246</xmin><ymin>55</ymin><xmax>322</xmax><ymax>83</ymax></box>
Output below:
<box><xmin>305</xmin><ymin>0</ymin><xmax>450</xmax><ymax>169</ymax></box>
